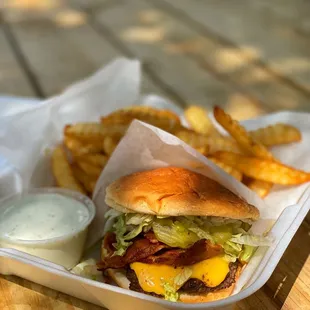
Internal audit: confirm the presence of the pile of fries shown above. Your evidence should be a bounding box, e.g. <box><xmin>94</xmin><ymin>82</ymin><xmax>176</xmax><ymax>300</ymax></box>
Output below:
<box><xmin>52</xmin><ymin>105</ymin><xmax>306</xmax><ymax>198</ymax></box>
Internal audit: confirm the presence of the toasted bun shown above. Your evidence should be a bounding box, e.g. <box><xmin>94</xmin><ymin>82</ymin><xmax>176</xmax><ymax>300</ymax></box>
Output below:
<box><xmin>105</xmin><ymin>167</ymin><xmax>259</xmax><ymax>220</ymax></box>
<box><xmin>107</xmin><ymin>267</ymin><xmax>241</xmax><ymax>303</ymax></box>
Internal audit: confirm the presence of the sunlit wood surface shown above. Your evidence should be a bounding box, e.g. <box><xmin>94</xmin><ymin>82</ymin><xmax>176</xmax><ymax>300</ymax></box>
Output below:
<box><xmin>0</xmin><ymin>0</ymin><xmax>310</xmax><ymax>309</ymax></box>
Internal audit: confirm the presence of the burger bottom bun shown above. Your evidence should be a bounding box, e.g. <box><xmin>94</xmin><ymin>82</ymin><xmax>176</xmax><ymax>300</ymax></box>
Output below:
<box><xmin>106</xmin><ymin>267</ymin><xmax>241</xmax><ymax>304</ymax></box>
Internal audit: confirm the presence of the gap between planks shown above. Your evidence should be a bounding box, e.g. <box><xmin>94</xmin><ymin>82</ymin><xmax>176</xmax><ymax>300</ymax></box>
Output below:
<box><xmin>152</xmin><ymin>0</ymin><xmax>310</xmax><ymax>98</ymax></box>
<box><xmin>0</xmin><ymin>11</ymin><xmax>45</xmax><ymax>98</ymax></box>
<box><xmin>80</xmin><ymin>0</ymin><xmax>310</xmax><ymax>113</ymax></box>
<box><xmin>69</xmin><ymin>0</ymin><xmax>188</xmax><ymax>108</ymax></box>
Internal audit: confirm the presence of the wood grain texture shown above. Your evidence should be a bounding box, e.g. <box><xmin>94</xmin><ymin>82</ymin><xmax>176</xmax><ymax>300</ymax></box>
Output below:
<box><xmin>1</xmin><ymin>1</ymin><xmax>168</xmax><ymax>99</ymax></box>
<box><xmin>153</xmin><ymin>0</ymin><xmax>310</xmax><ymax>112</ymax></box>
<box><xmin>160</xmin><ymin>0</ymin><xmax>310</xmax><ymax>94</ymax></box>
<box><xmin>0</xmin><ymin>275</ymin><xmax>104</xmax><ymax>310</ymax></box>
<box><xmin>90</xmin><ymin>0</ymin><xmax>267</xmax><ymax>117</ymax></box>
<box><xmin>1</xmin><ymin>0</ymin><xmax>310</xmax><ymax>309</ymax></box>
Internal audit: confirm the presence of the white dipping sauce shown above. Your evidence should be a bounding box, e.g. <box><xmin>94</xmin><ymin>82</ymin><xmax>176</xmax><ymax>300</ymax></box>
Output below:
<box><xmin>0</xmin><ymin>190</ymin><xmax>95</xmax><ymax>269</ymax></box>
<box><xmin>0</xmin><ymin>194</ymin><xmax>89</xmax><ymax>241</ymax></box>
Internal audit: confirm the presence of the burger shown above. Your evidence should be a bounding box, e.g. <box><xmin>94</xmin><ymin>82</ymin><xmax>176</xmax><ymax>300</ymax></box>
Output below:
<box><xmin>97</xmin><ymin>167</ymin><xmax>269</xmax><ymax>303</ymax></box>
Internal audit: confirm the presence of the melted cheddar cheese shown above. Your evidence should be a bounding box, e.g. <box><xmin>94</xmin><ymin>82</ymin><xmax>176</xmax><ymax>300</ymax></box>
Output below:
<box><xmin>130</xmin><ymin>256</ymin><xmax>229</xmax><ymax>296</ymax></box>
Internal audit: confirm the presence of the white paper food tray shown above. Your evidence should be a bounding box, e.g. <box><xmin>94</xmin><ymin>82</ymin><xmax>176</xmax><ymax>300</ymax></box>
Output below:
<box><xmin>0</xmin><ymin>193</ymin><xmax>309</xmax><ymax>310</ymax></box>
<box><xmin>1</xmin><ymin>58</ymin><xmax>310</xmax><ymax>310</ymax></box>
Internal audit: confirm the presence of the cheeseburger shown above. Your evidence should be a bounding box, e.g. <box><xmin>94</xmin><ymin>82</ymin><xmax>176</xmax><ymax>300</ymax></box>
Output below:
<box><xmin>98</xmin><ymin>167</ymin><xmax>268</xmax><ymax>303</ymax></box>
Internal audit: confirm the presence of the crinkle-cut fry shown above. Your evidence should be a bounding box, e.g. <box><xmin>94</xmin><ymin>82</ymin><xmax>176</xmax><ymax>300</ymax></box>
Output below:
<box><xmin>64</xmin><ymin>135</ymin><xmax>103</xmax><ymax>156</ymax></box>
<box><xmin>243</xmin><ymin>177</ymin><xmax>273</xmax><ymax>198</ymax></box>
<box><xmin>101</xmin><ymin>106</ymin><xmax>181</xmax><ymax>132</ymax></box>
<box><xmin>194</xmin><ymin>145</ymin><xmax>209</xmax><ymax>155</ymax></box>
<box><xmin>208</xmin><ymin>157</ymin><xmax>242</xmax><ymax>181</ymax></box>
<box><xmin>214</xmin><ymin>151</ymin><xmax>310</xmax><ymax>185</ymax></box>
<box><xmin>101</xmin><ymin>105</ymin><xmax>180</xmax><ymax>126</ymax></box>
<box><xmin>123</xmin><ymin>105</ymin><xmax>181</xmax><ymax>122</ymax></box>
<box><xmin>249</xmin><ymin>123</ymin><xmax>302</xmax><ymax>147</ymax></box>
<box><xmin>75</xmin><ymin>154</ymin><xmax>108</xmax><ymax>168</ymax></box>
<box><xmin>175</xmin><ymin>130</ymin><xmax>241</xmax><ymax>154</ymax></box>
<box><xmin>103</xmin><ymin>136</ymin><xmax>120</xmax><ymax>155</ymax></box>
<box><xmin>184</xmin><ymin>105</ymin><xmax>218</xmax><ymax>136</ymax></box>
<box><xmin>214</xmin><ymin>106</ymin><xmax>274</xmax><ymax>160</ymax></box>
<box><xmin>72</xmin><ymin>165</ymin><xmax>97</xmax><ymax>194</ymax></box>
<box><xmin>135</xmin><ymin>118</ymin><xmax>182</xmax><ymax>132</ymax></box>
<box><xmin>65</xmin><ymin>123</ymin><xmax>127</xmax><ymax>141</ymax></box>
<box><xmin>51</xmin><ymin>146</ymin><xmax>86</xmax><ymax>194</ymax></box>
<box><xmin>76</xmin><ymin>160</ymin><xmax>102</xmax><ymax>178</ymax></box>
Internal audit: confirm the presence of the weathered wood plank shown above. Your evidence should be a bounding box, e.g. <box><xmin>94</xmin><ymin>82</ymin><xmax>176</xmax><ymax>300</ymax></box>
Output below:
<box><xmin>0</xmin><ymin>27</ymin><xmax>36</xmax><ymax>97</ymax></box>
<box><xmin>147</xmin><ymin>0</ymin><xmax>310</xmax><ymax>110</ymax></box>
<box><xmin>248</xmin><ymin>0</ymin><xmax>310</xmax><ymax>36</ymax></box>
<box><xmin>2</xmin><ymin>4</ymin><xmax>167</xmax><ymax>99</ymax></box>
<box><xmin>91</xmin><ymin>0</ymin><xmax>266</xmax><ymax>119</ymax></box>
<box><xmin>0</xmin><ymin>275</ymin><xmax>104</xmax><ymax>310</ymax></box>
<box><xmin>159</xmin><ymin>0</ymin><xmax>310</xmax><ymax>94</ymax></box>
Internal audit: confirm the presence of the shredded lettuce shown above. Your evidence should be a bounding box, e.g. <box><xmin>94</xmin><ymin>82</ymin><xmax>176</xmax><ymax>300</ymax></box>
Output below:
<box><xmin>178</xmin><ymin>217</ymin><xmax>214</xmax><ymax>242</ymax></box>
<box><xmin>103</xmin><ymin>209</ymin><xmax>123</xmax><ymax>235</ymax></box>
<box><xmin>112</xmin><ymin>215</ymin><xmax>133</xmax><ymax>256</ymax></box>
<box><xmin>187</xmin><ymin>226</ymin><xmax>214</xmax><ymax>242</ymax></box>
<box><xmin>111</xmin><ymin>213</ymin><xmax>154</xmax><ymax>256</ymax></box>
<box><xmin>210</xmin><ymin>225</ymin><xmax>233</xmax><ymax>244</ymax></box>
<box><xmin>152</xmin><ymin>219</ymin><xmax>199</xmax><ymax>248</ymax></box>
<box><xmin>223</xmin><ymin>241</ymin><xmax>243</xmax><ymax>258</ymax></box>
<box><xmin>107</xmin><ymin>212</ymin><xmax>271</xmax><ymax>263</ymax></box>
<box><xmin>104</xmin><ymin>209</ymin><xmax>122</xmax><ymax>219</ymax></box>
<box><xmin>173</xmin><ymin>267</ymin><xmax>192</xmax><ymax>287</ymax></box>
<box><xmin>123</xmin><ymin>219</ymin><xmax>153</xmax><ymax>241</ymax></box>
<box><xmin>208</xmin><ymin>217</ymin><xmax>244</xmax><ymax>226</ymax></box>
<box><xmin>239</xmin><ymin>245</ymin><xmax>257</xmax><ymax>263</ymax></box>
<box><xmin>161</xmin><ymin>268</ymin><xmax>191</xmax><ymax>301</ymax></box>
<box><xmin>71</xmin><ymin>259</ymin><xmax>105</xmax><ymax>282</ymax></box>
<box><xmin>162</xmin><ymin>282</ymin><xmax>179</xmax><ymax>302</ymax></box>
<box><xmin>125</xmin><ymin>214</ymin><xmax>154</xmax><ymax>225</ymax></box>
<box><xmin>230</xmin><ymin>234</ymin><xmax>273</xmax><ymax>246</ymax></box>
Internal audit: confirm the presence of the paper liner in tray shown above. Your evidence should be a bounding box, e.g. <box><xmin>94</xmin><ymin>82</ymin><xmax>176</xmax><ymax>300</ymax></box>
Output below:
<box><xmin>0</xmin><ymin>58</ymin><xmax>310</xmax><ymax>309</ymax></box>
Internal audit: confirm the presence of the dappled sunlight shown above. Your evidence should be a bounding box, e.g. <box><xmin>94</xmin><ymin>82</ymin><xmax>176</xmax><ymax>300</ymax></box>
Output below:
<box><xmin>237</xmin><ymin>58</ymin><xmax>310</xmax><ymax>84</ymax></box>
<box><xmin>213</xmin><ymin>46</ymin><xmax>261</xmax><ymax>73</ymax></box>
<box><xmin>3</xmin><ymin>0</ymin><xmax>87</xmax><ymax>28</ymax></box>
<box><xmin>224</xmin><ymin>93</ymin><xmax>266</xmax><ymax>120</ymax></box>
<box><xmin>164</xmin><ymin>39</ymin><xmax>261</xmax><ymax>74</ymax></box>
<box><xmin>236</xmin><ymin>66</ymin><xmax>273</xmax><ymax>84</ymax></box>
<box><xmin>271</xmin><ymin>58</ymin><xmax>310</xmax><ymax>74</ymax></box>
<box><xmin>4</xmin><ymin>0</ymin><xmax>59</xmax><ymax>11</ymax></box>
<box><xmin>164</xmin><ymin>38</ymin><xmax>204</xmax><ymax>54</ymax></box>
<box><xmin>54</xmin><ymin>10</ymin><xmax>87</xmax><ymax>28</ymax></box>
<box><xmin>121</xmin><ymin>26</ymin><xmax>165</xmax><ymax>43</ymax></box>
<box><xmin>138</xmin><ymin>9</ymin><xmax>163</xmax><ymax>24</ymax></box>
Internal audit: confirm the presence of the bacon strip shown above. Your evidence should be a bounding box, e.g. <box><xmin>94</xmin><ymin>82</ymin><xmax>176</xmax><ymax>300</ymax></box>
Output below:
<box><xmin>140</xmin><ymin>239</ymin><xmax>223</xmax><ymax>266</ymax></box>
<box><xmin>101</xmin><ymin>232</ymin><xmax>117</xmax><ymax>259</ymax></box>
<box><xmin>98</xmin><ymin>233</ymin><xmax>223</xmax><ymax>270</ymax></box>
<box><xmin>98</xmin><ymin>234</ymin><xmax>169</xmax><ymax>270</ymax></box>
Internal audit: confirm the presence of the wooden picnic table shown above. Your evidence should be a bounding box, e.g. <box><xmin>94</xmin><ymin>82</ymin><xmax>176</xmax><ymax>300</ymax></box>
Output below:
<box><xmin>1</xmin><ymin>0</ymin><xmax>310</xmax><ymax>309</ymax></box>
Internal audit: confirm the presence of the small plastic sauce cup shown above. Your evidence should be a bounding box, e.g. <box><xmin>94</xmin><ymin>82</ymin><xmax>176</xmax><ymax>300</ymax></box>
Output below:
<box><xmin>0</xmin><ymin>188</ymin><xmax>96</xmax><ymax>269</ymax></box>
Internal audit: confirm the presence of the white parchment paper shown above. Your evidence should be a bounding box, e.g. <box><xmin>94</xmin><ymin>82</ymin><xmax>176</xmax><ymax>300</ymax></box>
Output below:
<box><xmin>0</xmin><ymin>58</ymin><xmax>310</xmax><ymax>298</ymax></box>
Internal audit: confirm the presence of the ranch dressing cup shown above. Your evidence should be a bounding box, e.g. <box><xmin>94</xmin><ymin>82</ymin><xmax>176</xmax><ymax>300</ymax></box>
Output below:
<box><xmin>0</xmin><ymin>188</ymin><xmax>95</xmax><ymax>269</ymax></box>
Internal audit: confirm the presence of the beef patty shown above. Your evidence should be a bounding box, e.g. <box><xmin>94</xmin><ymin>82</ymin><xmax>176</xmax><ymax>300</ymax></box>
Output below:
<box><xmin>127</xmin><ymin>261</ymin><xmax>239</xmax><ymax>296</ymax></box>
<box><xmin>127</xmin><ymin>268</ymin><xmax>162</xmax><ymax>298</ymax></box>
<box><xmin>179</xmin><ymin>261</ymin><xmax>239</xmax><ymax>294</ymax></box>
